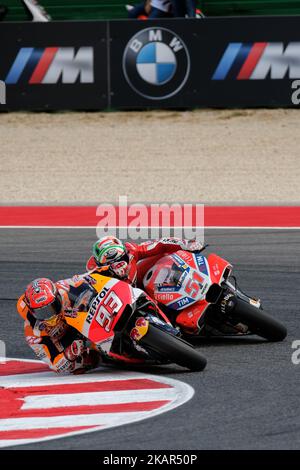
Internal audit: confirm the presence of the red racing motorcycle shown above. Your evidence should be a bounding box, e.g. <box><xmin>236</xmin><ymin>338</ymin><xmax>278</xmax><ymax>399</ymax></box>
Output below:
<box><xmin>137</xmin><ymin>248</ymin><xmax>287</xmax><ymax>342</ymax></box>
<box><xmin>65</xmin><ymin>272</ymin><xmax>207</xmax><ymax>371</ymax></box>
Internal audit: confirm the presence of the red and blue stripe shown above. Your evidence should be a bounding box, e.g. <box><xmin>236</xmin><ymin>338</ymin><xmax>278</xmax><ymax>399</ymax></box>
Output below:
<box><xmin>213</xmin><ymin>42</ymin><xmax>268</xmax><ymax>80</ymax></box>
<box><xmin>5</xmin><ymin>47</ymin><xmax>58</xmax><ymax>84</ymax></box>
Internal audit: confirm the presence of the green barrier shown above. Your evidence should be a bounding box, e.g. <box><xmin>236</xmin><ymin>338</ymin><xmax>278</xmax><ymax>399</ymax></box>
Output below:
<box><xmin>2</xmin><ymin>1</ymin><xmax>128</xmax><ymax>21</ymax></box>
<box><xmin>2</xmin><ymin>0</ymin><xmax>300</xmax><ymax>21</ymax></box>
<box><xmin>199</xmin><ymin>0</ymin><xmax>300</xmax><ymax>16</ymax></box>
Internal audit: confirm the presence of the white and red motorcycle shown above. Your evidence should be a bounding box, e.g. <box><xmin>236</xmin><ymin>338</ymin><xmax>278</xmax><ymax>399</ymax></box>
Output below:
<box><xmin>137</xmin><ymin>248</ymin><xmax>287</xmax><ymax>342</ymax></box>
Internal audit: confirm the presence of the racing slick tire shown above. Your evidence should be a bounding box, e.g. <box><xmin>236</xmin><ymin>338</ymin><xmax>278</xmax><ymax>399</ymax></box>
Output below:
<box><xmin>234</xmin><ymin>298</ymin><xmax>287</xmax><ymax>342</ymax></box>
<box><xmin>140</xmin><ymin>324</ymin><xmax>207</xmax><ymax>371</ymax></box>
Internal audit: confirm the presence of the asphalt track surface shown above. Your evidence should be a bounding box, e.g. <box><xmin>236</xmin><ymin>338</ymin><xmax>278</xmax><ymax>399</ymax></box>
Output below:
<box><xmin>0</xmin><ymin>228</ymin><xmax>299</xmax><ymax>450</ymax></box>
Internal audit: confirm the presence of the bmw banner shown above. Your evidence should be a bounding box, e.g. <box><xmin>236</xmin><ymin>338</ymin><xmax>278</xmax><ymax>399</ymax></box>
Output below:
<box><xmin>122</xmin><ymin>27</ymin><xmax>190</xmax><ymax>101</ymax></box>
<box><xmin>0</xmin><ymin>21</ymin><xmax>108</xmax><ymax>110</ymax></box>
<box><xmin>110</xmin><ymin>16</ymin><xmax>300</xmax><ymax>108</ymax></box>
<box><xmin>1</xmin><ymin>16</ymin><xmax>300</xmax><ymax>109</ymax></box>
<box><xmin>110</xmin><ymin>19</ymin><xmax>195</xmax><ymax>108</ymax></box>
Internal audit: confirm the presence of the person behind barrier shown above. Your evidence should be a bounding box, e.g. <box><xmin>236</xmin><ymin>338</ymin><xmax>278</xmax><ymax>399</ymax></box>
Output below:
<box><xmin>128</xmin><ymin>0</ymin><xmax>172</xmax><ymax>19</ymax></box>
<box><xmin>171</xmin><ymin>0</ymin><xmax>200</xmax><ymax>17</ymax></box>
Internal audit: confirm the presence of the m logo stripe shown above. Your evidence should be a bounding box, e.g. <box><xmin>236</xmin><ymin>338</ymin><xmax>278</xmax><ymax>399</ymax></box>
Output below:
<box><xmin>29</xmin><ymin>47</ymin><xmax>58</xmax><ymax>84</ymax></box>
<box><xmin>212</xmin><ymin>43</ymin><xmax>242</xmax><ymax>80</ymax></box>
<box><xmin>21</xmin><ymin>48</ymin><xmax>44</xmax><ymax>83</ymax></box>
<box><xmin>237</xmin><ymin>42</ymin><xmax>267</xmax><ymax>80</ymax></box>
<box><xmin>5</xmin><ymin>47</ymin><xmax>94</xmax><ymax>84</ymax></box>
<box><xmin>5</xmin><ymin>48</ymin><xmax>34</xmax><ymax>84</ymax></box>
<box><xmin>227</xmin><ymin>43</ymin><xmax>252</xmax><ymax>80</ymax></box>
<box><xmin>213</xmin><ymin>42</ymin><xmax>300</xmax><ymax>80</ymax></box>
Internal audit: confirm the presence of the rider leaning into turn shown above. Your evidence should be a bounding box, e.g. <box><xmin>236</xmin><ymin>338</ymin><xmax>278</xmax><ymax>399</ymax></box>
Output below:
<box><xmin>17</xmin><ymin>237</ymin><xmax>203</xmax><ymax>374</ymax></box>
<box><xmin>86</xmin><ymin>236</ymin><xmax>203</xmax><ymax>285</ymax></box>
<box><xmin>17</xmin><ymin>276</ymin><xmax>101</xmax><ymax>374</ymax></box>
<box><xmin>86</xmin><ymin>236</ymin><xmax>205</xmax><ymax>334</ymax></box>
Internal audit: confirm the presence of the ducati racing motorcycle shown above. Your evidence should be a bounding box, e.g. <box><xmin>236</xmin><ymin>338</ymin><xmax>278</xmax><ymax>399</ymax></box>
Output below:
<box><xmin>64</xmin><ymin>272</ymin><xmax>207</xmax><ymax>371</ymax></box>
<box><xmin>138</xmin><ymin>248</ymin><xmax>287</xmax><ymax>342</ymax></box>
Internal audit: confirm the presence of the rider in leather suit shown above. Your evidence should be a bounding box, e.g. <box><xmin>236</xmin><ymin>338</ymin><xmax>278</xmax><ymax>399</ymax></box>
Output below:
<box><xmin>17</xmin><ymin>275</ymin><xmax>101</xmax><ymax>374</ymax></box>
<box><xmin>85</xmin><ymin>236</ymin><xmax>203</xmax><ymax>286</ymax></box>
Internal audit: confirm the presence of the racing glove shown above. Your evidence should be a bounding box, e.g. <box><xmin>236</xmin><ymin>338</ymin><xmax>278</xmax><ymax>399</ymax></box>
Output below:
<box><xmin>179</xmin><ymin>239</ymin><xmax>205</xmax><ymax>252</ymax></box>
<box><xmin>72</xmin><ymin>349</ymin><xmax>102</xmax><ymax>375</ymax></box>
<box><xmin>64</xmin><ymin>339</ymin><xmax>85</xmax><ymax>362</ymax></box>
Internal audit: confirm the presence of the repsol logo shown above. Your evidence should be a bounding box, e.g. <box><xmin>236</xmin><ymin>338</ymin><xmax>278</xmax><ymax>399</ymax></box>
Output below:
<box><xmin>86</xmin><ymin>287</ymin><xmax>109</xmax><ymax>324</ymax></box>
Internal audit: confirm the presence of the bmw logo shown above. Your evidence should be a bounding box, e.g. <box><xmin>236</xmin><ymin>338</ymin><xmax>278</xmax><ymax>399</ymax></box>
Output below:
<box><xmin>123</xmin><ymin>28</ymin><xmax>190</xmax><ymax>100</ymax></box>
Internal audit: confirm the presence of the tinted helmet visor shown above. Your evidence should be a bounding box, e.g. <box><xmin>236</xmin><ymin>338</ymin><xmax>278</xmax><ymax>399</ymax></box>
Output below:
<box><xmin>32</xmin><ymin>296</ymin><xmax>62</xmax><ymax>321</ymax></box>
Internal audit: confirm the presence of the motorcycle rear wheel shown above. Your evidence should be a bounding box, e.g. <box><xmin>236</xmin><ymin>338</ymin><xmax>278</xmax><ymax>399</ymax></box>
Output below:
<box><xmin>233</xmin><ymin>298</ymin><xmax>287</xmax><ymax>342</ymax></box>
<box><xmin>140</xmin><ymin>324</ymin><xmax>207</xmax><ymax>371</ymax></box>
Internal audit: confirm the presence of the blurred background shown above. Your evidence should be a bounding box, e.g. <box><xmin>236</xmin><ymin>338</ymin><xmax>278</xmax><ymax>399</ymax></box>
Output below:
<box><xmin>1</xmin><ymin>0</ymin><xmax>300</xmax><ymax>21</ymax></box>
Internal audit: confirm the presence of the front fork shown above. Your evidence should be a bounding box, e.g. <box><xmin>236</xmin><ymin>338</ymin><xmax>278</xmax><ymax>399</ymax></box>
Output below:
<box><xmin>205</xmin><ymin>281</ymin><xmax>261</xmax><ymax>335</ymax></box>
<box><xmin>130</xmin><ymin>314</ymin><xmax>180</xmax><ymax>342</ymax></box>
<box><xmin>224</xmin><ymin>280</ymin><xmax>262</xmax><ymax>310</ymax></box>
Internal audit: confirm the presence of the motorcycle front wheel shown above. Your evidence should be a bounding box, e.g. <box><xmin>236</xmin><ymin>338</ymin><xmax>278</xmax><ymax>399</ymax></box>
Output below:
<box><xmin>139</xmin><ymin>324</ymin><xmax>207</xmax><ymax>371</ymax></box>
<box><xmin>233</xmin><ymin>298</ymin><xmax>287</xmax><ymax>342</ymax></box>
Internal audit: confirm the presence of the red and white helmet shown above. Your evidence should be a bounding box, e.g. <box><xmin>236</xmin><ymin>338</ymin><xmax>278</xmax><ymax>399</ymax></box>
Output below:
<box><xmin>25</xmin><ymin>278</ymin><xmax>62</xmax><ymax>322</ymax></box>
